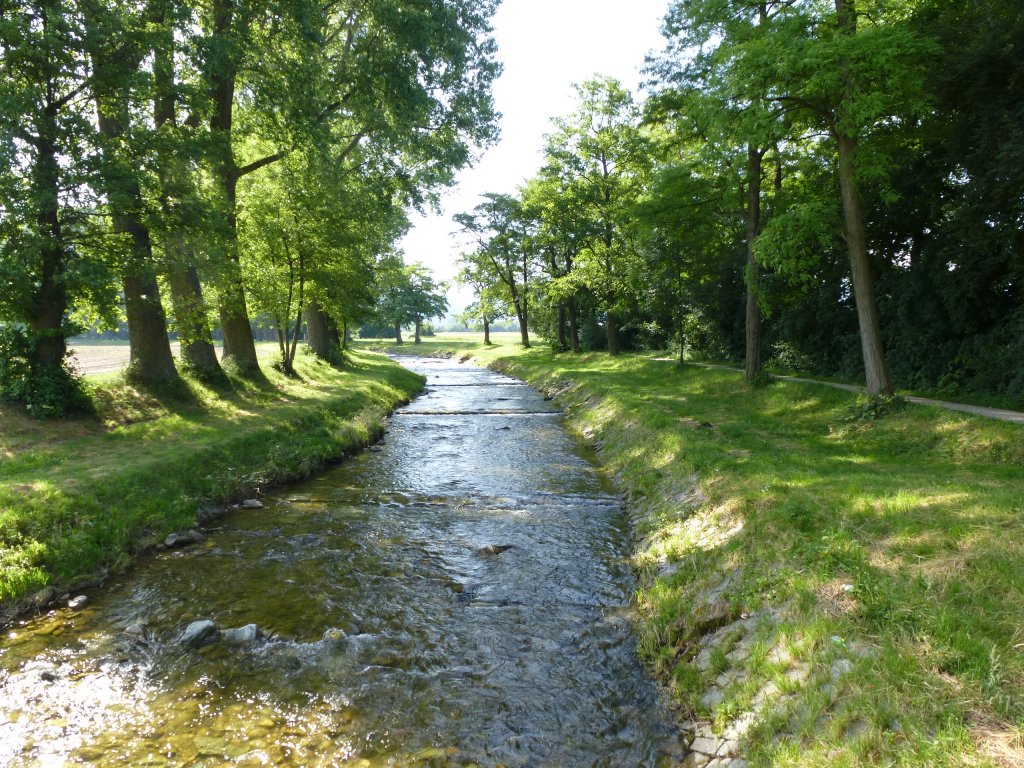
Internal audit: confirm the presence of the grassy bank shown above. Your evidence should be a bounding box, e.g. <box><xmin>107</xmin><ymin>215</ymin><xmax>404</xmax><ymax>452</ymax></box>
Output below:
<box><xmin>361</xmin><ymin>335</ymin><xmax>1024</xmax><ymax>767</ymax></box>
<box><xmin>0</xmin><ymin>349</ymin><xmax>423</xmax><ymax>621</ymax></box>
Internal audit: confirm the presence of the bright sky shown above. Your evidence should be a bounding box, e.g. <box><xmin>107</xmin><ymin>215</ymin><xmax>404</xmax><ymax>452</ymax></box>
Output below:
<box><xmin>399</xmin><ymin>0</ymin><xmax>672</xmax><ymax>313</ymax></box>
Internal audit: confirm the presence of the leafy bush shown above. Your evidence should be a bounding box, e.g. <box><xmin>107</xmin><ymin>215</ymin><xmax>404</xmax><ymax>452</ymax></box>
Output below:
<box><xmin>0</xmin><ymin>326</ymin><xmax>92</xmax><ymax>418</ymax></box>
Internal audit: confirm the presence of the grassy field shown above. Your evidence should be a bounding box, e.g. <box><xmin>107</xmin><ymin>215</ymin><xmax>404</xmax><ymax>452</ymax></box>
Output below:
<box><xmin>0</xmin><ymin>348</ymin><xmax>423</xmax><ymax>620</ymax></box>
<box><xmin>356</xmin><ymin>333</ymin><xmax>1024</xmax><ymax>767</ymax></box>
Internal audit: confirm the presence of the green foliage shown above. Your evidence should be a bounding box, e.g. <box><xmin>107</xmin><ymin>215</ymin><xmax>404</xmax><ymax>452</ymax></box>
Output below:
<box><xmin>454</xmin><ymin>193</ymin><xmax>534</xmax><ymax>343</ymax></box>
<box><xmin>0</xmin><ymin>326</ymin><xmax>92</xmax><ymax>418</ymax></box>
<box><xmin>1</xmin><ymin>0</ymin><xmax>501</xmax><ymax>403</ymax></box>
<box><xmin>372</xmin><ymin>257</ymin><xmax>448</xmax><ymax>342</ymax></box>
<box><xmin>842</xmin><ymin>394</ymin><xmax>909</xmax><ymax>425</ymax></box>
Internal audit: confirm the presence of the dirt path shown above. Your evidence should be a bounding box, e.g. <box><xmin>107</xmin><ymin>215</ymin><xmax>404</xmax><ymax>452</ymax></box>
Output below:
<box><xmin>68</xmin><ymin>344</ymin><xmax>139</xmax><ymax>376</ymax></box>
<box><xmin>683</xmin><ymin>361</ymin><xmax>1024</xmax><ymax>426</ymax></box>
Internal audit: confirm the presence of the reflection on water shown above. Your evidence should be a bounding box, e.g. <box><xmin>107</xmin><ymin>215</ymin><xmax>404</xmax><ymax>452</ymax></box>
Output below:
<box><xmin>0</xmin><ymin>356</ymin><xmax>682</xmax><ymax>766</ymax></box>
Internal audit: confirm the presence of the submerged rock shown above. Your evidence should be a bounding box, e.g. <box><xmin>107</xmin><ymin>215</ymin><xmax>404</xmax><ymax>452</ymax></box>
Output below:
<box><xmin>222</xmin><ymin>624</ymin><xmax>266</xmax><ymax>645</ymax></box>
<box><xmin>165</xmin><ymin>529</ymin><xmax>205</xmax><ymax>548</ymax></box>
<box><xmin>197</xmin><ymin>502</ymin><xmax>226</xmax><ymax>523</ymax></box>
<box><xmin>179</xmin><ymin>620</ymin><xmax>220</xmax><ymax>649</ymax></box>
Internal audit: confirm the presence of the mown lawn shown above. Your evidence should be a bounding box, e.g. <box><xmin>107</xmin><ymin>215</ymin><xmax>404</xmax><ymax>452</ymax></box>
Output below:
<box><xmin>0</xmin><ymin>349</ymin><xmax>423</xmax><ymax>618</ymax></box>
<box><xmin>368</xmin><ymin>334</ymin><xmax>1024</xmax><ymax>767</ymax></box>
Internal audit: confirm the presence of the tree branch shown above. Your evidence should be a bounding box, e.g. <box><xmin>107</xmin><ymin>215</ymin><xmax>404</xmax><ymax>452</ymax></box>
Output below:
<box><xmin>236</xmin><ymin>151</ymin><xmax>285</xmax><ymax>178</ymax></box>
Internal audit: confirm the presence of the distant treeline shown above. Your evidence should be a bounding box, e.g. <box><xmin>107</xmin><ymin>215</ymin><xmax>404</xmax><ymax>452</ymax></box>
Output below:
<box><xmin>455</xmin><ymin>0</ymin><xmax>1023</xmax><ymax>403</ymax></box>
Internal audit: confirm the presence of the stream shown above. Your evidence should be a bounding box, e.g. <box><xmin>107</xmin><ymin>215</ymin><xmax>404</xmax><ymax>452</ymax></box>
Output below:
<box><xmin>0</xmin><ymin>356</ymin><xmax>682</xmax><ymax>767</ymax></box>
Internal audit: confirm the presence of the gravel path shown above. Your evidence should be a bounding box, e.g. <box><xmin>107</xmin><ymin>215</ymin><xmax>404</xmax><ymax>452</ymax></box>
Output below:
<box><xmin>680</xmin><ymin>361</ymin><xmax>1024</xmax><ymax>426</ymax></box>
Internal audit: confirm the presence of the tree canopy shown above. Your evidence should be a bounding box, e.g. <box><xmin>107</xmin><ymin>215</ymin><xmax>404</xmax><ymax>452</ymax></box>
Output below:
<box><xmin>0</xmin><ymin>0</ymin><xmax>499</xmax><ymax>413</ymax></box>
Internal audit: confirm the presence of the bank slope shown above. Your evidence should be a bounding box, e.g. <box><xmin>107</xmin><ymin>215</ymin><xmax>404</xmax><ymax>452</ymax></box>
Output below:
<box><xmin>450</xmin><ymin>343</ymin><xmax>1022</xmax><ymax>768</ymax></box>
<box><xmin>0</xmin><ymin>350</ymin><xmax>423</xmax><ymax>622</ymax></box>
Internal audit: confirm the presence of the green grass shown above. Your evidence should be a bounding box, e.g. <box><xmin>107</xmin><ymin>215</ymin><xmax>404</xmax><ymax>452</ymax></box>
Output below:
<box><xmin>0</xmin><ymin>348</ymin><xmax>423</xmax><ymax>619</ymax></box>
<box><xmin>361</xmin><ymin>333</ymin><xmax>1024</xmax><ymax>767</ymax></box>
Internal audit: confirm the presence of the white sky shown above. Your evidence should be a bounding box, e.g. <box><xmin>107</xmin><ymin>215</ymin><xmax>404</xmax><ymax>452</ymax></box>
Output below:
<box><xmin>399</xmin><ymin>0</ymin><xmax>671</xmax><ymax>313</ymax></box>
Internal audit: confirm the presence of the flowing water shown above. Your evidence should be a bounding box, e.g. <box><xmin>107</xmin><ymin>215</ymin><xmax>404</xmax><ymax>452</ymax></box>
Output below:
<box><xmin>0</xmin><ymin>356</ymin><xmax>682</xmax><ymax>767</ymax></box>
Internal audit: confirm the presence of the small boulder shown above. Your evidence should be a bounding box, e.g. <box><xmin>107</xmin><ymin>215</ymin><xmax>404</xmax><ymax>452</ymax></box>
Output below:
<box><xmin>197</xmin><ymin>503</ymin><xmax>226</xmax><ymax>523</ymax></box>
<box><xmin>31</xmin><ymin>587</ymin><xmax>57</xmax><ymax>610</ymax></box>
<box><xmin>179</xmin><ymin>620</ymin><xmax>220</xmax><ymax>649</ymax></box>
<box><xmin>479</xmin><ymin>544</ymin><xmax>514</xmax><ymax>556</ymax></box>
<box><xmin>68</xmin><ymin>595</ymin><xmax>88</xmax><ymax>610</ymax></box>
<box><xmin>240</xmin><ymin>499</ymin><xmax>264</xmax><ymax>509</ymax></box>
<box><xmin>222</xmin><ymin>624</ymin><xmax>266</xmax><ymax>645</ymax></box>
<box><xmin>830</xmin><ymin>658</ymin><xmax>854</xmax><ymax>681</ymax></box>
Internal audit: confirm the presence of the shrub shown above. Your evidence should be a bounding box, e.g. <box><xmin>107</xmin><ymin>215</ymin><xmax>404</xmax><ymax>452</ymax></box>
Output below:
<box><xmin>0</xmin><ymin>326</ymin><xmax>92</xmax><ymax>418</ymax></box>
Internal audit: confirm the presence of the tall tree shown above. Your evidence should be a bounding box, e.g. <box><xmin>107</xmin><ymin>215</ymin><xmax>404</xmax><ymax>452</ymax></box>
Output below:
<box><xmin>652</xmin><ymin>1</ymin><xmax>798</xmax><ymax>382</ymax></box>
<box><xmin>0</xmin><ymin>0</ymin><xmax>115</xmax><ymax>413</ymax></box>
<box><xmin>200</xmin><ymin>0</ymin><xmax>500</xmax><ymax>373</ymax></box>
<box><xmin>404</xmin><ymin>265</ymin><xmax>448</xmax><ymax>344</ymax></box>
<box><xmin>455</xmin><ymin>193</ymin><xmax>534</xmax><ymax>347</ymax></box>
<box><xmin>756</xmin><ymin>0</ymin><xmax>935</xmax><ymax>394</ymax></box>
<box><xmin>83</xmin><ymin>0</ymin><xmax>181</xmax><ymax>387</ymax></box>
<box><xmin>456</xmin><ymin>257</ymin><xmax>508</xmax><ymax>345</ymax></box>
<box><xmin>521</xmin><ymin>173</ymin><xmax>589</xmax><ymax>352</ymax></box>
<box><xmin>542</xmin><ymin>77</ymin><xmax>651</xmax><ymax>354</ymax></box>
<box><xmin>150</xmin><ymin>0</ymin><xmax>224</xmax><ymax>376</ymax></box>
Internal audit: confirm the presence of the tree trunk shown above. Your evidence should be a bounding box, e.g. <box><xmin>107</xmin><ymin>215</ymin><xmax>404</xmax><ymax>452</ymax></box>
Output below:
<box><xmin>95</xmin><ymin>146</ymin><xmax>179</xmax><ymax>387</ymax></box>
<box><xmin>122</xmin><ymin>270</ymin><xmax>178</xmax><ymax>386</ymax></box>
<box><xmin>744</xmin><ymin>145</ymin><xmax>764</xmax><ymax>385</ymax></box>
<box><xmin>210</xmin><ymin>0</ymin><xmax>259</xmax><ymax>373</ymax></box>
<box><xmin>833</xmin><ymin>0</ymin><xmax>892</xmax><ymax>396</ymax></box>
<box><xmin>88</xmin><ymin>19</ymin><xmax>180</xmax><ymax>388</ymax></box>
<box><xmin>215</xmin><ymin>171</ymin><xmax>259</xmax><ymax>372</ymax></box>
<box><xmin>679</xmin><ymin>311</ymin><xmax>686</xmax><ymax>366</ymax></box>
<box><xmin>483</xmin><ymin>315</ymin><xmax>490</xmax><ymax>344</ymax></box>
<box><xmin>414</xmin><ymin>320</ymin><xmax>422</xmax><ymax>343</ymax></box>
<box><xmin>304</xmin><ymin>299</ymin><xmax>333</xmax><ymax>359</ymax></box>
<box><xmin>27</xmin><ymin>133</ymin><xmax>70</xmax><ymax>375</ymax></box>
<box><xmin>557</xmin><ymin>305</ymin><xmax>567</xmax><ymax>351</ymax></box>
<box><xmin>274</xmin><ymin>316</ymin><xmax>287</xmax><ymax>360</ymax></box>
<box><xmin>152</xmin><ymin>8</ymin><xmax>223</xmax><ymax>378</ymax></box>
<box><xmin>285</xmin><ymin>258</ymin><xmax>305</xmax><ymax>373</ymax></box>
<box><xmin>568</xmin><ymin>298</ymin><xmax>580</xmax><ymax>353</ymax></box>
<box><xmin>166</xmin><ymin>261</ymin><xmax>222</xmax><ymax>373</ymax></box>
<box><xmin>606</xmin><ymin>305</ymin><xmax>620</xmax><ymax>355</ymax></box>
<box><xmin>836</xmin><ymin>131</ymin><xmax>892</xmax><ymax>395</ymax></box>
<box><xmin>517</xmin><ymin>307</ymin><xmax>530</xmax><ymax>347</ymax></box>
<box><xmin>394</xmin><ymin>323</ymin><xmax>403</xmax><ymax>344</ymax></box>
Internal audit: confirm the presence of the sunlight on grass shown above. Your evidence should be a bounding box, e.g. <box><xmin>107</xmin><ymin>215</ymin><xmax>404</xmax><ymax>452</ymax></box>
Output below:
<box><xmin>0</xmin><ymin>349</ymin><xmax>423</xmax><ymax>618</ymax></box>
